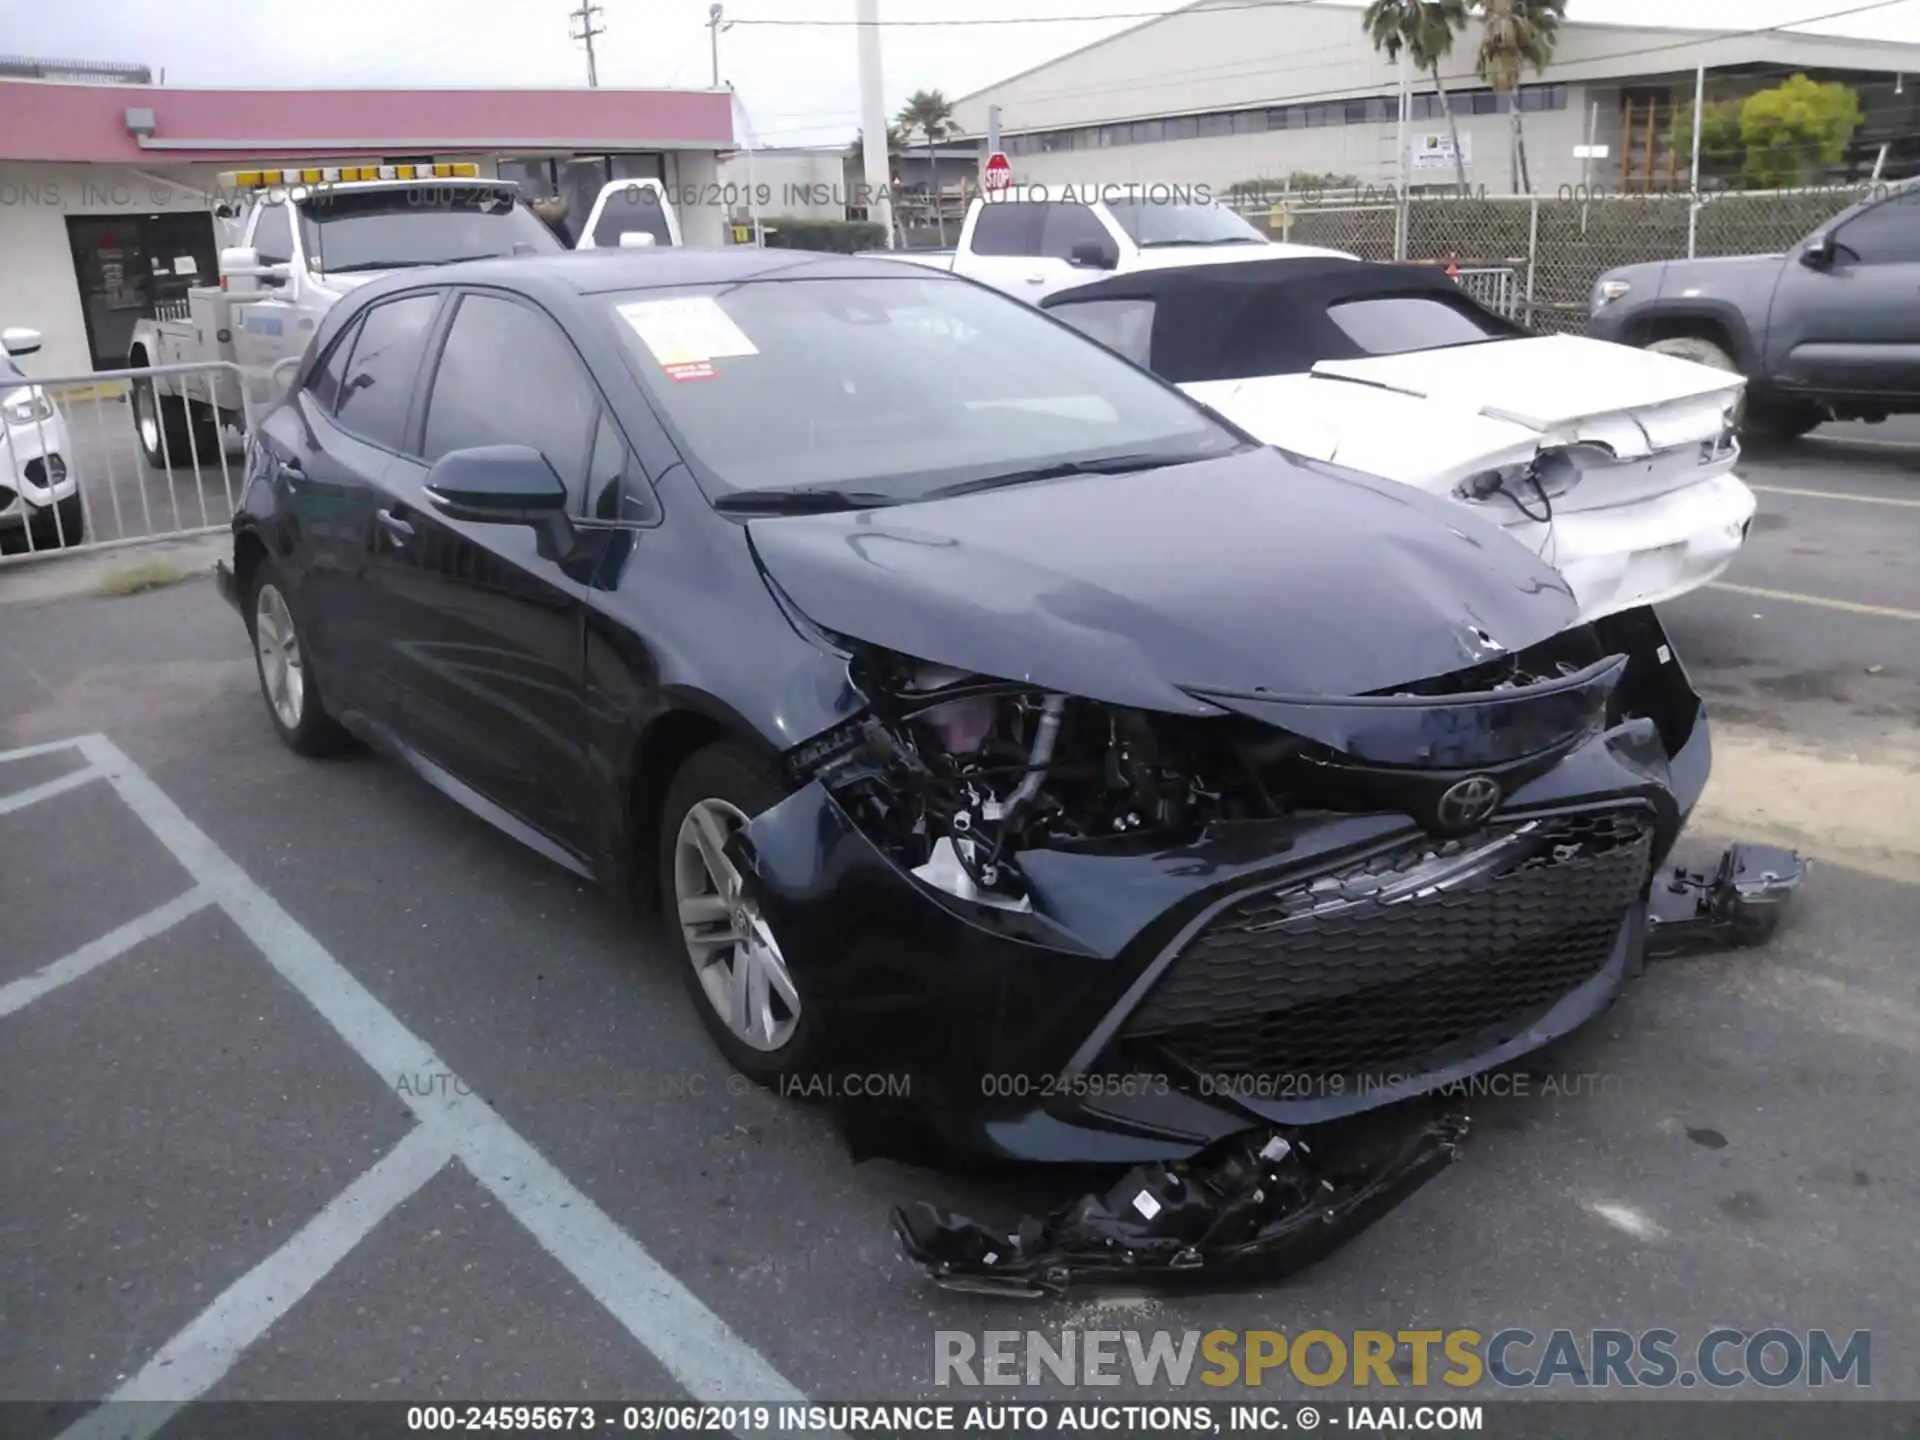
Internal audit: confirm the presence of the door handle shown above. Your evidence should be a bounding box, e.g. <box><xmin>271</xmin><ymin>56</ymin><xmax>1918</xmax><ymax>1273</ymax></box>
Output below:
<box><xmin>1025</xmin><ymin>274</ymin><xmax>1047</xmax><ymax>284</ymax></box>
<box><xmin>375</xmin><ymin>508</ymin><xmax>415</xmax><ymax>545</ymax></box>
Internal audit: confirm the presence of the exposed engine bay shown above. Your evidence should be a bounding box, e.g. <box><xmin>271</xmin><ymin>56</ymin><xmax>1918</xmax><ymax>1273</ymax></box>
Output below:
<box><xmin>786</xmin><ymin>620</ymin><xmax>1633</xmax><ymax>912</ymax></box>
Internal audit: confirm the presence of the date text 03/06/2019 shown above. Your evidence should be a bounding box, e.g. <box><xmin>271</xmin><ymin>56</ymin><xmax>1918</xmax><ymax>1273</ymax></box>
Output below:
<box><xmin>401</xmin><ymin>1402</ymin><xmax>1482</xmax><ymax>1433</ymax></box>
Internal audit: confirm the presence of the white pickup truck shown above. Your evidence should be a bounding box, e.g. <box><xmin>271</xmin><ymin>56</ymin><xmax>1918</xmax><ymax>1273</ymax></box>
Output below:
<box><xmin>869</xmin><ymin>187</ymin><xmax>1353</xmax><ymax>303</ymax></box>
<box><xmin>124</xmin><ymin>168</ymin><xmax>678</xmax><ymax>470</ymax></box>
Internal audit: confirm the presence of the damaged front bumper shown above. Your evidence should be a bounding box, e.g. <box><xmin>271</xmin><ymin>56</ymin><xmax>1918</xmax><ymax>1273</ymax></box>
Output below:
<box><xmin>727</xmin><ymin>609</ymin><xmax>1721</xmax><ymax>1166</ymax></box>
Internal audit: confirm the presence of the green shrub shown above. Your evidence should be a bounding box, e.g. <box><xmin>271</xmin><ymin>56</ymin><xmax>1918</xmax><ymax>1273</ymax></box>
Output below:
<box><xmin>754</xmin><ymin>217</ymin><xmax>888</xmax><ymax>252</ymax></box>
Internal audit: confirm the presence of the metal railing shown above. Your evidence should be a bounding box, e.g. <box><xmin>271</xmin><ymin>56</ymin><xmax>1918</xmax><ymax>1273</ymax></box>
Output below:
<box><xmin>0</xmin><ymin>359</ymin><xmax>256</xmax><ymax>567</ymax></box>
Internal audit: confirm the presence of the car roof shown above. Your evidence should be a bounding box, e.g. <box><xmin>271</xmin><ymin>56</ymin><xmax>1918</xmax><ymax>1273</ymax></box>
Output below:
<box><xmin>1041</xmin><ymin>257</ymin><xmax>1526</xmax><ymax>383</ymax></box>
<box><xmin>403</xmin><ymin>247</ymin><xmax>950</xmax><ymax>297</ymax></box>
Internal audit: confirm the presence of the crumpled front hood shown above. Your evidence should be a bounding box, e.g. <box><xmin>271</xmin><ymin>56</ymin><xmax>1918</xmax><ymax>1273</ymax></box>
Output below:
<box><xmin>746</xmin><ymin>446</ymin><xmax>1577</xmax><ymax>713</ymax></box>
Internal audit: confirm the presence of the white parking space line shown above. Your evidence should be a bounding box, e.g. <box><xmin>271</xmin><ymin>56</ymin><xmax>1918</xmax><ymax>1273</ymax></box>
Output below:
<box><xmin>0</xmin><ymin>738</ymin><xmax>89</xmax><ymax>764</ymax></box>
<box><xmin>0</xmin><ymin>887</ymin><xmax>214</xmax><ymax>1021</ymax></box>
<box><xmin>63</xmin><ymin>733</ymin><xmax>814</xmax><ymax>1425</ymax></box>
<box><xmin>1748</xmin><ymin>484</ymin><xmax>1920</xmax><ymax>509</ymax></box>
<box><xmin>60</xmin><ymin>1127</ymin><xmax>456</xmax><ymax>1440</ymax></box>
<box><xmin>0</xmin><ymin>766</ymin><xmax>103</xmax><ymax>817</ymax></box>
<box><xmin>1706</xmin><ymin>581</ymin><xmax>1920</xmax><ymax>624</ymax></box>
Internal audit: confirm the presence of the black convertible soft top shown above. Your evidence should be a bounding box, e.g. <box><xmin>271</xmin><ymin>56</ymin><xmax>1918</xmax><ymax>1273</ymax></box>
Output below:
<box><xmin>1040</xmin><ymin>256</ymin><xmax>1527</xmax><ymax>384</ymax></box>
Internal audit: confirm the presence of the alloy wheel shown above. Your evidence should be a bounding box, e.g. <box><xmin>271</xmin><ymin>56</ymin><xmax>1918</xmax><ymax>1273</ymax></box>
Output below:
<box><xmin>673</xmin><ymin>797</ymin><xmax>800</xmax><ymax>1052</ymax></box>
<box><xmin>254</xmin><ymin>583</ymin><xmax>306</xmax><ymax>730</ymax></box>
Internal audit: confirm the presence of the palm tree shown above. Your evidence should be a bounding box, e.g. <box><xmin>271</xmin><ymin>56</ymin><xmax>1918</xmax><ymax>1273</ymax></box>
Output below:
<box><xmin>1474</xmin><ymin>0</ymin><xmax>1566</xmax><ymax>193</ymax></box>
<box><xmin>1363</xmin><ymin>0</ymin><xmax>1471</xmax><ymax>192</ymax></box>
<box><xmin>897</xmin><ymin>89</ymin><xmax>964</xmax><ymax>245</ymax></box>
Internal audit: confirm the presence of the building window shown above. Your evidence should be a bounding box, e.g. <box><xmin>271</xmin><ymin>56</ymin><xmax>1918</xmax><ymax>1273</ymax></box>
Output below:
<box><xmin>1471</xmin><ymin>90</ymin><xmax>1511</xmax><ymax>114</ymax></box>
<box><xmin>1165</xmin><ymin>115</ymin><xmax>1199</xmax><ymax>140</ymax></box>
<box><xmin>1234</xmin><ymin>110</ymin><xmax>1268</xmax><ymax>134</ymax></box>
<box><xmin>1343</xmin><ymin>99</ymin><xmax>1370</xmax><ymax>125</ymax></box>
<box><xmin>1306</xmin><ymin>103</ymin><xmax>1334</xmax><ymax>128</ymax></box>
<box><xmin>1520</xmin><ymin>83</ymin><xmax>1567</xmax><ymax>112</ymax></box>
<box><xmin>1199</xmin><ymin>112</ymin><xmax>1234</xmax><ymax>138</ymax></box>
<box><xmin>1101</xmin><ymin>124</ymin><xmax>1131</xmax><ymax>147</ymax></box>
<box><xmin>1131</xmin><ymin>118</ymin><xmax>1164</xmax><ymax>143</ymax></box>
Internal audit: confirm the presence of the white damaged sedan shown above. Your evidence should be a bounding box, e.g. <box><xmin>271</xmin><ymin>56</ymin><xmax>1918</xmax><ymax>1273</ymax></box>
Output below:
<box><xmin>1041</xmin><ymin>257</ymin><xmax>1753</xmax><ymax>623</ymax></box>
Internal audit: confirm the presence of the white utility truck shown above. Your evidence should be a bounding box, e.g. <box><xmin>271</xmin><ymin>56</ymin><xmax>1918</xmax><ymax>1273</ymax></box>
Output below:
<box><xmin>125</xmin><ymin>163</ymin><xmax>578</xmax><ymax>469</ymax></box>
<box><xmin>867</xmin><ymin>187</ymin><xmax>1354</xmax><ymax>303</ymax></box>
<box><xmin>574</xmin><ymin>177</ymin><xmax>683</xmax><ymax>250</ymax></box>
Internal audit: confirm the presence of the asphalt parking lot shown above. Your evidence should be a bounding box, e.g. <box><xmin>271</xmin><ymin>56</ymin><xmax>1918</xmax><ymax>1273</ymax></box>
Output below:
<box><xmin>2</xmin><ymin>420</ymin><xmax>1917</xmax><ymax>1430</ymax></box>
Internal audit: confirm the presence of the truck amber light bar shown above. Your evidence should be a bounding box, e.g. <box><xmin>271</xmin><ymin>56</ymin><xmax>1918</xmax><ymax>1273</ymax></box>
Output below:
<box><xmin>217</xmin><ymin>162</ymin><xmax>482</xmax><ymax>188</ymax></box>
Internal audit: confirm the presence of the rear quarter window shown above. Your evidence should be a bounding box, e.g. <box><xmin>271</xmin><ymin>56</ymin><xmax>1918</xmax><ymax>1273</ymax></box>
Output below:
<box><xmin>1325</xmin><ymin>294</ymin><xmax>1506</xmax><ymax>355</ymax></box>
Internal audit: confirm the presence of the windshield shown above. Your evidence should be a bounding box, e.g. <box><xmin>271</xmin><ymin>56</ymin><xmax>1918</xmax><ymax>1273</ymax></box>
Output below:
<box><xmin>606</xmin><ymin>274</ymin><xmax>1238</xmax><ymax>501</ymax></box>
<box><xmin>1105</xmin><ymin>198</ymin><xmax>1267</xmax><ymax>248</ymax></box>
<box><xmin>297</xmin><ymin>186</ymin><xmax>563</xmax><ymax>273</ymax></box>
<box><xmin>592</xmin><ymin>185</ymin><xmax>676</xmax><ymax>247</ymax></box>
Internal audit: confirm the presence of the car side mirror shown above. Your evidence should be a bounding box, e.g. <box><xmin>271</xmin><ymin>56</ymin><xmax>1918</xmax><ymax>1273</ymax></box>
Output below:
<box><xmin>1800</xmin><ymin>234</ymin><xmax>1835</xmax><ymax>269</ymax></box>
<box><xmin>424</xmin><ymin>444</ymin><xmax>569</xmax><ymax>521</ymax></box>
<box><xmin>425</xmin><ymin>445</ymin><xmax>575</xmax><ymax>558</ymax></box>
<box><xmin>0</xmin><ymin>325</ymin><xmax>43</xmax><ymax>357</ymax></box>
<box><xmin>1070</xmin><ymin>240</ymin><xmax>1118</xmax><ymax>270</ymax></box>
<box><xmin>220</xmin><ymin>246</ymin><xmax>292</xmax><ymax>291</ymax></box>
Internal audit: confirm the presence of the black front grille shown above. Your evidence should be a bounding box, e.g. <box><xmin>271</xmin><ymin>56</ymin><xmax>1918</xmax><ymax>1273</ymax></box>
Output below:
<box><xmin>1115</xmin><ymin>810</ymin><xmax>1653</xmax><ymax>1083</ymax></box>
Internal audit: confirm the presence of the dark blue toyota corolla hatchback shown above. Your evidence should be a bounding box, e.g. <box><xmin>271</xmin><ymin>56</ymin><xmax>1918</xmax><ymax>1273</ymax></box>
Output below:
<box><xmin>219</xmin><ymin>247</ymin><xmax>1712</xmax><ymax>1163</ymax></box>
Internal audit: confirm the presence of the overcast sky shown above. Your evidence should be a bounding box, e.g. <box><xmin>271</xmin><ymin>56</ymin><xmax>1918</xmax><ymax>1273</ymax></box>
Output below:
<box><xmin>5</xmin><ymin>0</ymin><xmax>1916</xmax><ymax>145</ymax></box>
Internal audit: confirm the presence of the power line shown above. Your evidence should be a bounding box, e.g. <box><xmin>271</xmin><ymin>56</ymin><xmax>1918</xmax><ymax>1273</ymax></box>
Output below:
<box><xmin>727</xmin><ymin>0</ymin><xmax>1317</xmax><ymax>25</ymax></box>
<box><xmin>568</xmin><ymin>1</ymin><xmax>606</xmax><ymax>87</ymax></box>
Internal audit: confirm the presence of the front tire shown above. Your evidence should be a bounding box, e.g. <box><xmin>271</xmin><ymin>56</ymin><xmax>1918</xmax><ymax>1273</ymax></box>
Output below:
<box><xmin>132</xmin><ymin>379</ymin><xmax>222</xmax><ymax>471</ymax></box>
<box><xmin>658</xmin><ymin>741</ymin><xmax>818</xmax><ymax>1084</ymax></box>
<box><xmin>248</xmin><ymin>560</ymin><xmax>350</xmax><ymax>757</ymax></box>
<box><xmin>32</xmin><ymin>494</ymin><xmax>85</xmax><ymax>548</ymax></box>
<box><xmin>1744</xmin><ymin>399</ymin><xmax>1825</xmax><ymax>442</ymax></box>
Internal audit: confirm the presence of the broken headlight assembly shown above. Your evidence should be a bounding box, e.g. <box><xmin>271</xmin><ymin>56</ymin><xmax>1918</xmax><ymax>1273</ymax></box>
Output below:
<box><xmin>788</xmin><ymin>648</ymin><xmax>1309</xmax><ymax>912</ymax></box>
<box><xmin>1455</xmin><ymin>442</ymin><xmax>1613</xmax><ymax>524</ymax></box>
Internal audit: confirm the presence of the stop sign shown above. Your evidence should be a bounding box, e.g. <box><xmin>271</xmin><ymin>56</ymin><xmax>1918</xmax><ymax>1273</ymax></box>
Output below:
<box><xmin>983</xmin><ymin>151</ymin><xmax>1013</xmax><ymax>193</ymax></box>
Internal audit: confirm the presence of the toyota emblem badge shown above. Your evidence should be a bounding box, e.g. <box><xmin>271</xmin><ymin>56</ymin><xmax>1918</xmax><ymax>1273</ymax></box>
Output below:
<box><xmin>1434</xmin><ymin>775</ymin><xmax>1503</xmax><ymax>833</ymax></box>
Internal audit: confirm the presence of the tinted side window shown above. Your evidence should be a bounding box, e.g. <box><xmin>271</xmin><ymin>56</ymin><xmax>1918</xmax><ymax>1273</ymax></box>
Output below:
<box><xmin>334</xmin><ymin>293</ymin><xmax>441</xmax><ymax>450</ymax></box>
<box><xmin>1325</xmin><ymin>295</ymin><xmax>1505</xmax><ymax>355</ymax></box>
<box><xmin>1048</xmin><ymin>298</ymin><xmax>1155</xmax><ymax>367</ymax></box>
<box><xmin>1039</xmin><ymin>204</ymin><xmax>1115</xmax><ymax>262</ymax></box>
<box><xmin>423</xmin><ymin>295</ymin><xmax>599</xmax><ymax>508</ymax></box>
<box><xmin>587</xmin><ymin>410</ymin><xmax>655</xmax><ymax>521</ymax></box>
<box><xmin>305</xmin><ymin>317</ymin><xmax>361</xmax><ymax>413</ymax></box>
<box><xmin>970</xmin><ymin>202</ymin><xmax>1045</xmax><ymax>256</ymax></box>
<box><xmin>252</xmin><ymin>203</ymin><xmax>294</xmax><ymax>265</ymax></box>
<box><xmin>1835</xmin><ymin>193</ymin><xmax>1920</xmax><ymax>265</ymax></box>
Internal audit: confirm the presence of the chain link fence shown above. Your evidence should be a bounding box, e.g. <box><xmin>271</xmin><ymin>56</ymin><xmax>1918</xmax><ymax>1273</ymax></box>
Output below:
<box><xmin>1231</xmin><ymin>186</ymin><xmax>1881</xmax><ymax>334</ymax></box>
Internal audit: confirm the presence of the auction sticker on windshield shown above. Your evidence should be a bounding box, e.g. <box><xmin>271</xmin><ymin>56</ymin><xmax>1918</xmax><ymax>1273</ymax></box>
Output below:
<box><xmin>617</xmin><ymin>296</ymin><xmax>758</xmax><ymax>379</ymax></box>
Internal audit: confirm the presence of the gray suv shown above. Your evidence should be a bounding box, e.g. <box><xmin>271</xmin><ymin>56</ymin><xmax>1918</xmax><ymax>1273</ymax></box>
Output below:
<box><xmin>1589</xmin><ymin>181</ymin><xmax>1920</xmax><ymax>439</ymax></box>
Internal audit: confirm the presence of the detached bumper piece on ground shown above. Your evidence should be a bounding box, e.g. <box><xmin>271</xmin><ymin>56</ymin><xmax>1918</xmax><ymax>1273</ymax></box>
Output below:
<box><xmin>893</xmin><ymin>1108</ymin><xmax>1470</xmax><ymax>1297</ymax></box>
<box><xmin>1645</xmin><ymin>842</ymin><xmax>1807</xmax><ymax>958</ymax></box>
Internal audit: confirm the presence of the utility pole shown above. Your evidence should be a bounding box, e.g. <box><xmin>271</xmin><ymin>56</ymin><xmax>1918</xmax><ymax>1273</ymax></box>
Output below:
<box><xmin>856</xmin><ymin>0</ymin><xmax>895</xmax><ymax>247</ymax></box>
<box><xmin>569</xmin><ymin>1</ymin><xmax>605</xmax><ymax>88</ymax></box>
<box><xmin>708</xmin><ymin>4</ymin><xmax>726</xmax><ymax>89</ymax></box>
<box><xmin>1687</xmin><ymin>64</ymin><xmax>1706</xmax><ymax>258</ymax></box>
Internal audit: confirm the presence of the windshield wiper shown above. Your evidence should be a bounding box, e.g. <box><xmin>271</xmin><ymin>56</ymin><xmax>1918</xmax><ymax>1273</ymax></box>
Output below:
<box><xmin>712</xmin><ymin>487</ymin><xmax>902</xmax><ymax>515</ymax></box>
<box><xmin>923</xmin><ymin>449</ymin><xmax>1235</xmax><ymax>501</ymax></box>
